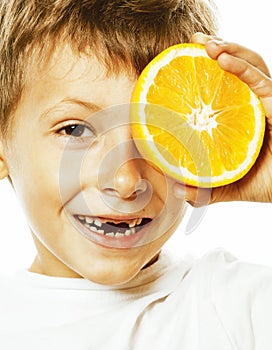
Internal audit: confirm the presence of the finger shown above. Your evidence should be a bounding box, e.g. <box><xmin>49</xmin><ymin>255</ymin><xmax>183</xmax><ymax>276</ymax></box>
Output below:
<box><xmin>216</xmin><ymin>52</ymin><xmax>272</xmax><ymax>100</ymax></box>
<box><xmin>205</xmin><ymin>39</ymin><xmax>270</xmax><ymax>77</ymax></box>
<box><xmin>190</xmin><ymin>32</ymin><xmax>213</xmax><ymax>45</ymax></box>
<box><xmin>173</xmin><ymin>181</ymin><xmax>247</xmax><ymax>206</ymax></box>
<box><xmin>190</xmin><ymin>32</ymin><xmax>224</xmax><ymax>47</ymax></box>
<box><xmin>191</xmin><ymin>34</ymin><xmax>270</xmax><ymax>77</ymax></box>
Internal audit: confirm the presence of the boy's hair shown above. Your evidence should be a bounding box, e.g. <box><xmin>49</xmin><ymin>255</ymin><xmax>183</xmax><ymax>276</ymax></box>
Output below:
<box><xmin>0</xmin><ymin>0</ymin><xmax>217</xmax><ymax>136</ymax></box>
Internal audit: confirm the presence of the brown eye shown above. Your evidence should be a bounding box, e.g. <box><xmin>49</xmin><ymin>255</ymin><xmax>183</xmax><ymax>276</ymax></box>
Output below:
<box><xmin>63</xmin><ymin>124</ymin><xmax>85</xmax><ymax>137</ymax></box>
<box><xmin>59</xmin><ymin>124</ymin><xmax>94</xmax><ymax>138</ymax></box>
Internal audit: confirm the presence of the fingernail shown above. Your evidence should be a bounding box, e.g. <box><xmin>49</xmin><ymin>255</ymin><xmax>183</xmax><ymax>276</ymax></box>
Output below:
<box><xmin>190</xmin><ymin>32</ymin><xmax>211</xmax><ymax>44</ymax></box>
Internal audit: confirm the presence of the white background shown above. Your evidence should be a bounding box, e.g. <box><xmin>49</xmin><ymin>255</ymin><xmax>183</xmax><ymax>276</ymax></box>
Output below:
<box><xmin>0</xmin><ymin>0</ymin><xmax>271</xmax><ymax>273</ymax></box>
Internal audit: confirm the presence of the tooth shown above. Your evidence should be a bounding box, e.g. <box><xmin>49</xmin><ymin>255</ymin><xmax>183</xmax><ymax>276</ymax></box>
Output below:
<box><xmin>86</xmin><ymin>217</ymin><xmax>94</xmax><ymax>224</ymax></box>
<box><xmin>131</xmin><ymin>227</ymin><xmax>136</xmax><ymax>234</ymax></box>
<box><xmin>125</xmin><ymin>229</ymin><xmax>132</xmax><ymax>236</ymax></box>
<box><xmin>115</xmin><ymin>232</ymin><xmax>124</xmax><ymax>237</ymax></box>
<box><xmin>90</xmin><ymin>226</ymin><xmax>98</xmax><ymax>232</ymax></box>
<box><xmin>128</xmin><ymin>218</ymin><xmax>143</xmax><ymax>227</ymax></box>
<box><xmin>106</xmin><ymin>232</ymin><xmax>115</xmax><ymax>237</ymax></box>
<box><xmin>78</xmin><ymin>215</ymin><xmax>85</xmax><ymax>221</ymax></box>
<box><xmin>129</xmin><ymin>219</ymin><xmax>137</xmax><ymax>228</ymax></box>
<box><xmin>94</xmin><ymin>219</ymin><xmax>102</xmax><ymax>227</ymax></box>
<box><xmin>97</xmin><ymin>229</ymin><xmax>104</xmax><ymax>234</ymax></box>
<box><xmin>136</xmin><ymin>218</ymin><xmax>142</xmax><ymax>225</ymax></box>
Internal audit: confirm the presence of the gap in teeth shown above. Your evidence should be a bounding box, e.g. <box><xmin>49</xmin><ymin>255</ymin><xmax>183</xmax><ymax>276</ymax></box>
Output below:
<box><xmin>78</xmin><ymin>216</ymin><xmax>138</xmax><ymax>237</ymax></box>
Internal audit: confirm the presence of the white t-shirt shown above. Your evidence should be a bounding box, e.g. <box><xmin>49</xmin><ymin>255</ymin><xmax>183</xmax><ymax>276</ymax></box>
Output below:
<box><xmin>0</xmin><ymin>248</ymin><xmax>272</xmax><ymax>350</ymax></box>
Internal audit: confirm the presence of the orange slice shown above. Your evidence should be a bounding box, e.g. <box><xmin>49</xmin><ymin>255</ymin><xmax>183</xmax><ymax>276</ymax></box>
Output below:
<box><xmin>130</xmin><ymin>43</ymin><xmax>265</xmax><ymax>187</ymax></box>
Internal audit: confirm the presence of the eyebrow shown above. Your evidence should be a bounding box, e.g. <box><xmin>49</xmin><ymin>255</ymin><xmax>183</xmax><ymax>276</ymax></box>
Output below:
<box><xmin>40</xmin><ymin>97</ymin><xmax>103</xmax><ymax>121</ymax></box>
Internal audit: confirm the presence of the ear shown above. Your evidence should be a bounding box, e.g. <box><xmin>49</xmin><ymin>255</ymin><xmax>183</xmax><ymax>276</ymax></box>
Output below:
<box><xmin>0</xmin><ymin>142</ymin><xmax>9</xmax><ymax>180</ymax></box>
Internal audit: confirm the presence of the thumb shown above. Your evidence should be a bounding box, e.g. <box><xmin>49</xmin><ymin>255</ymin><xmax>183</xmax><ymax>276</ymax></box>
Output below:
<box><xmin>173</xmin><ymin>182</ymin><xmax>239</xmax><ymax>206</ymax></box>
<box><xmin>173</xmin><ymin>182</ymin><xmax>212</xmax><ymax>207</ymax></box>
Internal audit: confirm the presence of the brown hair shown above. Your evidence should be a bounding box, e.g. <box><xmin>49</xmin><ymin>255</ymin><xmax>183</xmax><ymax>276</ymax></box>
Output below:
<box><xmin>0</xmin><ymin>0</ymin><xmax>217</xmax><ymax>136</ymax></box>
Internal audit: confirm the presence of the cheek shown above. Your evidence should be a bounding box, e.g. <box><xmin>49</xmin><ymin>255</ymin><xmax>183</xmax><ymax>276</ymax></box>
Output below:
<box><xmin>7</xmin><ymin>142</ymin><xmax>62</xmax><ymax>223</ymax></box>
<box><xmin>58</xmin><ymin>148</ymin><xmax>100</xmax><ymax>204</ymax></box>
<box><xmin>143</xmin><ymin>167</ymin><xmax>171</xmax><ymax>215</ymax></box>
<box><xmin>154</xmin><ymin>173</ymin><xmax>187</xmax><ymax>227</ymax></box>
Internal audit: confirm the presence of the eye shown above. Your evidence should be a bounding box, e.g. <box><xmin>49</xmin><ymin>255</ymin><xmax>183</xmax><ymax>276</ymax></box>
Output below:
<box><xmin>58</xmin><ymin>123</ymin><xmax>94</xmax><ymax>138</ymax></box>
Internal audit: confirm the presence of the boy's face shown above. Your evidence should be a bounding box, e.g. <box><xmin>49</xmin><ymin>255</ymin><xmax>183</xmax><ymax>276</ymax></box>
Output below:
<box><xmin>2</xmin><ymin>45</ymin><xmax>186</xmax><ymax>285</ymax></box>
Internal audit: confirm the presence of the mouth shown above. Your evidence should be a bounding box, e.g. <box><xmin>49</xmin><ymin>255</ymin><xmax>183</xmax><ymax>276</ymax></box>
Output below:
<box><xmin>73</xmin><ymin>215</ymin><xmax>153</xmax><ymax>249</ymax></box>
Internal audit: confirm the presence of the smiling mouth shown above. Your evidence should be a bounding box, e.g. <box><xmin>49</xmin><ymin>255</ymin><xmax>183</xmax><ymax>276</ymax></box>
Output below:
<box><xmin>75</xmin><ymin>215</ymin><xmax>152</xmax><ymax>238</ymax></box>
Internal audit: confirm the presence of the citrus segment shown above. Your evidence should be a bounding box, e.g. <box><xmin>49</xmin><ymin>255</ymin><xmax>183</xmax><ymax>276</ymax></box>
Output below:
<box><xmin>130</xmin><ymin>43</ymin><xmax>265</xmax><ymax>187</ymax></box>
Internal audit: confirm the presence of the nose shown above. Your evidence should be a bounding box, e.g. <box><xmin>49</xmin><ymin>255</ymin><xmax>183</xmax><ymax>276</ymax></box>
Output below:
<box><xmin>106</xmin><ymin>159</ymin><xmax>148</xmax><ymax>199</ymax></box>
<box><xmin>98</xmin><ymin>136</ymin><xmax>148</xmax><ymax>200</ymax></box>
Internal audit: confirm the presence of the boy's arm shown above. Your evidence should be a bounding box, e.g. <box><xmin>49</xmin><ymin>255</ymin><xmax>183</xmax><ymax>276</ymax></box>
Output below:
<box><xmin>174</xmin><ymin>33</ymin><xmax>272</xmax><ymax>206</ymax></box>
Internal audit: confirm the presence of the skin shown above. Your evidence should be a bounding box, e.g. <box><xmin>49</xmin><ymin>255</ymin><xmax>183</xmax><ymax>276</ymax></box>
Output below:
<box><xmin>174</xmin><ymin>33</ymin><xmax>272</xmax><ymax>206</ymax></box>
<box><xmin>0</xmin><ymin>45</ymin><xmax>186</xmax><ymax>285</ymax></box>
<box><xmin>0</xmin><ymin>34</ymin><xmax>270</xmax><ymax>284</ymax></box>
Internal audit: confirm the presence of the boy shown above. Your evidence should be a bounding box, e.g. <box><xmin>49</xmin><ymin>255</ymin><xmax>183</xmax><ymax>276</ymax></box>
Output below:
<box><xmin>0</xmin><ymin>0</ymin><xmax>272</xmax><ymax>349</ymax></box>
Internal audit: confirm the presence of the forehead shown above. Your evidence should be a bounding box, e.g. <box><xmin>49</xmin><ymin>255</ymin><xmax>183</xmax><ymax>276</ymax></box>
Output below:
<box><xmin>16</xmin><ymin>44</ymin><xmax>137</xmax><ymax>121</ymax></box>
<box><xmin>32</xmin><ymin>44</ymin><xmax>134</xmax><ymax>94</ymax></box>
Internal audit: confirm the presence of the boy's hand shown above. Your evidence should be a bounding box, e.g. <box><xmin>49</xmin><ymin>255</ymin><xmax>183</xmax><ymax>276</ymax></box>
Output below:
<box><xmin>174</xmin><ymin>33</ymin><xmax>272</xmax><ymax>206</ymax></box>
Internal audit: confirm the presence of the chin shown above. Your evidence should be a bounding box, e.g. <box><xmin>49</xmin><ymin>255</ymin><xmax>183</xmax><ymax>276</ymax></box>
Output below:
<box><xmin>78</xmin><ymin>258</ymin><xmax>144</xmax><ymax>286</ymax></box>
<box><xmin>83</xmin><ymin>269</ymin><xmax>138</xmax><ymax>286</ymax></box>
